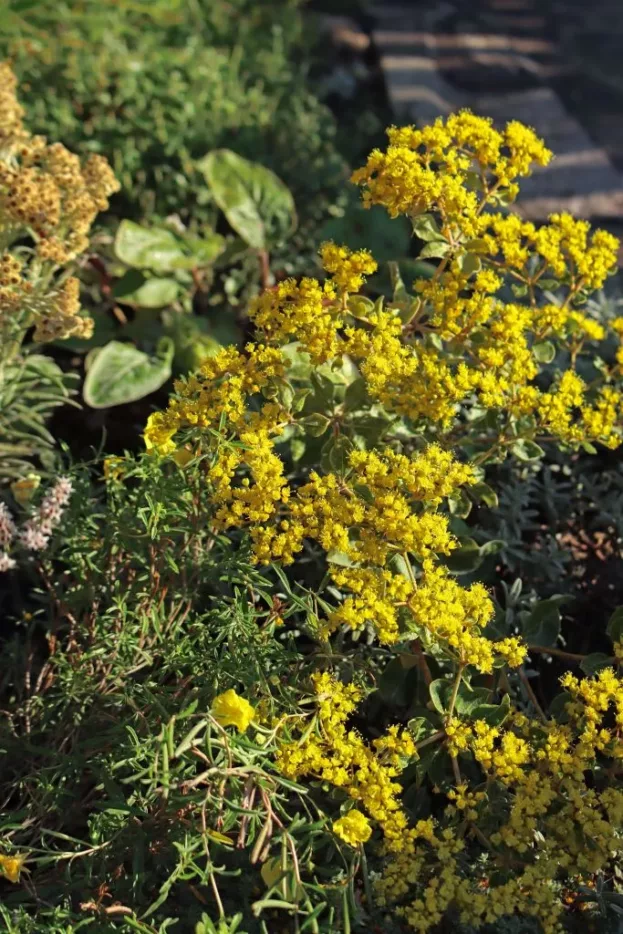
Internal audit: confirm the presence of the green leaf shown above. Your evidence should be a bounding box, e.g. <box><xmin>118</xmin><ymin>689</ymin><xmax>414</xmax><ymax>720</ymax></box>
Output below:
<box><xmin>498</xmin><ymin>187</ymin><xmax>517</xmax><ymax>206</ymax></box>
<box><xmin>448</xmin><ymin>489</ymin><xmax>472</xmax><ymax>519</ymax></box>
<box><xmin>320</xmin><ymin>434</ymin><xmax>353</xmax><ymax>474</ymax></box>
<box><xmin>429</xmin><ymin>678</ymin><xmax>490</xmax><ymax>716</ymax></box>
<box><xmin>479</xmin><ymin>539</ymin><xmax>506</xmax><ymax>557</ymax></box>
<box><xmin>389</xmin><ymin>552</ymin><xmax>413</xmax><ymax>582</ymax></box>
<box><xmin>351</xmin><ymin>413</ymin><xmax>393</xmax><ymax>447</ymax></box>
<box><xmin>291</xmin><ymin>389</ymin><xmax>311</xmax><ymax>414</ymax></box>
<box><xmin>580</xmin><ymin>653</ymin><xmax>614</xmax><ymax>676</ymax></box>
<box><xmin>388</xmin><ymin>261</ymin><xmax>409</xmax><ymax>303</ymax></box>
<box><xmin>510</xmin><ymin>439</ymin><xmax>545</xmax><ymax>462</ymax></box>
<box><xmin>198</xmin><ymin>149</ymin><xmax>296</xmax><ymax>250</ymax></box>
<box><xmin>443</xmin><ymin>537</ymin><xmax>483</xmax><ymax>574</ymax></box>
<box><xmin>347</xmin><ymin>295</ymin><xmax>375</xmax><ymax>320</ymax></box>
<box><xmin>290</xmin><ymin>437</ymin><xmax>306</xmax><ymax>463</ymax></box>
<box><xmin>457</xmin><ymin>252</ymin><xmax>481</xmax><ymax>275</ymax></box>
<box><xmin>378</xmin><ymin>656</ymin><xmax>420</xmax><ymax>707</ymax></box>
<box><xmin>607</xmin><ymin>607</ymin><xmax>623</xmax><ymax>644</ymax></box>
<box><xmin>411</xmin><ymin>214</ymin><xmax>444</xmax><ymax>243</ymax></box>
<box><xmin>161</xmin><ymin>312</ymin><xmax>225</xmax><ymax>373</ymax></box>
<box><xmin>408</xmin><ymin>716</ymin><xmax>438</xmax><ymax>743</ymax></box>
<box><xmin>112</xmin><ymin>269</ymin><xmax>147</xmax><ymax>298</ymax></box>
<box><xmin>308</xmin><ymin>370</ymin><xmax>338</xmax><ymax>412</ymax></box>
<box><xmin>532</xmin><ymin>341</ymin><xmax>556</xmax><ymax>364</ymax></box>
<box><xmin>471</xmin><ymin>694</ymin><xmax>511</xmax><ymax>728</ymax></box>
<box><xmin>464</xmin><ymin>238</ymin><xmax>489</xmax><ymax>252</ymax></box>
<box><xmin>343</xmin><ymin>378</ymin><xmax>368</xmax><ymax>411</ymax></box>
<box><xmin>121</xmin><ymin>277</ymin><xmax>180</xmax><ymax>308</ymax></box>
<box><xmin>523</xmin><ymin>597</ymin><xmax>566</xmax><ymax>646</ymax></box>
<box><xmin>419</xmin><ymin>241</ymin><xmax>451</xmax><ymax>260</ymax></box>
<box><xmin>428</xmin><ymin>680</ymin><xmax>450</xmax><ymax>715</ymax></box>
<box><xmin>83</xmin><ymin>339</ymin><xmax>174</xmax><ymax>409</ymax></box>
<box><xmin>301</xmin><ymin>413</ymin><xmax>331</xmax><ymax>438</ymax></box>
<box><xmin>548</xmin><ymin>690</ymin><xmax>572</xmax><ymax>721</ymax></box>
<box><xmin>326</xmin><ymin>550</ymin><xmax>355</xmax><ymax>567</ymax></box>
<box><xmin>396</xmin><ymin>298</ymin><xmax>422</xmax><ymax>327</ymax></box>
<box><xmin>471</xmin><ymin>482</ymin><xmax>498</xmax><ymax>508</ymax></box>
<box><xmin>182</xmin><ymin>232</ymin><xmax>226</xmax><ymax>266</ymax></box>
<box><xmin>114</xmin><ymin>220</ymin><xmax>187</xmax><ymax>273</ymax></box>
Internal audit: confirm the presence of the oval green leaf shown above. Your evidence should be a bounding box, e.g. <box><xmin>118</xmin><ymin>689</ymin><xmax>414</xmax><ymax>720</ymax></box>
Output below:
<box><xmin>114</xmin><ymin>220</ymin><xmax>187</xmax><ymax>273</ymax></box>
<box><xmin>120</xmin><ymin>277</ymin><xmax>180</xmax><ymax>309</ymax></box>
<box><xmin>83</xmin><ymin>339</ymin><xmax>174</xmax><ymax>409</ymax></box>
<box><xmin>198</xmin><ymin>149</ymin><xmax>297</xmax><ymax>250</ymax></box>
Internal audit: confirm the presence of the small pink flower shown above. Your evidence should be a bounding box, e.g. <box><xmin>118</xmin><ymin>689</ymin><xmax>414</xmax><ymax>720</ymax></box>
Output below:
<box><xmin>0</xmin><ymin>552</ymin><xmax>16</xmax><ymax>572</ymax></box>
<box><xmin>18</xmin><ymin>525</ymin><xmax>51</xmax><ymax>551</ymax></box>
<box><xmin>0</xmin><ymin>503</ymin><xmax>17</xmax><ymax>549</ymax></box>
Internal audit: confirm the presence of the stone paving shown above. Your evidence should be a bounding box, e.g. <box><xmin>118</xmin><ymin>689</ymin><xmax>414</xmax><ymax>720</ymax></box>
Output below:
<box><xmin>370</xmin><ymin>0</ymin><xmax>623</xmax><ymax>224</ymax></box>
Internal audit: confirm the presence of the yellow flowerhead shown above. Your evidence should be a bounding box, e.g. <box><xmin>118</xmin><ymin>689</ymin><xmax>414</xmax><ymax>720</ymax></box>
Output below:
<box><xmin>320</xmin><ymin>241</ymin><xmax>377</xmax><ymax>293</ymax></box>
<box><xmin>211</xmin><ymin>689</ymin><xmax>255</xmax><ymax>733</ymax></box>
<box><xmin>103</xmin><ymin>457</ymin><xmax>125</xmax><ymax>482</ymax></box>
<box><xmin>10</xmin><ymin>474</ymin><xmax>41</xmax><ymax>506</ymax></box>
<box><xmin>143</xmin><ymin>411</ymin><xmax>178</xmax><ymax>456</ymax></box>
<box><xmin>0</xmin><ymin>852</ymin><xmax>26</xmax><ymax>883</ymax></box>
<box><xmin>332</xmin><ymin>809</ymin><xmax>372</xmax><ymax>847</ymax></box>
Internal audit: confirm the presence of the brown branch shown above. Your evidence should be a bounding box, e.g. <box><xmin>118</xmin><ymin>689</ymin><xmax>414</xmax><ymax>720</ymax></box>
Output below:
<box><xmin>529</xmin><ymin>645</ymin><xmax>587</xmax><ymax>663</ymax></box>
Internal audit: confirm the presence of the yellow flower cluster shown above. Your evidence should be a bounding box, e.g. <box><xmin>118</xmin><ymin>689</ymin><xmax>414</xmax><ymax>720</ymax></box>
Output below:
<box><xmin>351</xmin><ymin>111</ymin><xmax>552</xmax><ymax>235</ymax></box>
<box><xmin>485</xmin><ymin>212</ymin><xmax>619</xmax><ymax>292</ymax></box>
<box><xmin>375</xmin><ymin>666</ymin><xmax>623</xmax><ymax>932</ymax></box>
<box><xmin>345</xmin><ymin>265</ymin><xmax>622</xmax><ymax>444</ymax></box>
<box><xmin>0</xmin><ymin>62</ymin><xmax>27</xmax><ymax>151</ymax></box>
<box><xmin>332</xmin><ymin>809</ymin><xmax>372</xmax><ymax>846</ymax></box>
<box><xmin>612</xmin><ymin>316</ymin><xmax>623</xmax><ymax>368</ymax></box>
<box><xmin>143</xmin><ymin>113</ymin><xmax>623</xmax><ymax>931</ymax></box>
<box><xmin>319</xmin><ymin>241</ymin><xmax>377</xmax><ymax>294</ymax></box>
<box><xmin>144</xmin><ymin>343</ymin><xmax>290</xmax><ymax>529</ymax></box>
<box><xmin>0</xmin><ymin>63</ymin><xmax>119</xmax><ymax>349</ymax></box>
<box><xmin>248</xmin><ymin>277</ymin><xmax>338</xmax><ymax>364</ymax></box>
<box><xmin>250</xmin><ymin>445</ymin><xmax>492</xmax><ymax>647</ymax></box>
<box><xmin>278</xmin><ymin>673</ymin><xmax>587</xmax><ymax>934</ymax></box>
<box><xmin>145</xmin><ymin>338</ymin><xmax>535</xmax><ymax>667</ymax></box>
<box><xmin>409</xmin><ymin>562</ymin><xmax>526</xmax><ymax>672</ymax></box>
<box><xmin>347</xmin><ymin>116</ymin><xmax>623</xmax><ymax>447</ymax></box>
<box><xmin>248</xmin><ymin>243</ymin><xmax>377</xmax><ymax>363</ymax></box>
<box><xmin>344</xmin><ymin>308</ymin><xmax>475</xmax><ymax>426</ymax></box>
<box><xmin>32</xmin><ymin>276</ymin><xmax>93</xmax><ymax>342</ymax></box>
<box><xmin>276</xmin><ymin>673</ymin><xmax>416</xmax><ymax>851</ymax></box>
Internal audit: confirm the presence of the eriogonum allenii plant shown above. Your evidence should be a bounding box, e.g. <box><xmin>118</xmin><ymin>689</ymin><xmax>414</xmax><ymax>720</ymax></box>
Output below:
<box><xmin>140</xmin><ymin>112</ymin><xmax>623</xmax><ymax>933</ymax></box>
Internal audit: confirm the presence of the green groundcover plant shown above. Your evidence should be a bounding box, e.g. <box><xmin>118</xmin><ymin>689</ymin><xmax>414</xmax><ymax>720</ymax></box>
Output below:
<box><xmin>3</xmin><ymin>81</ymin><xmax>623</xmax><ymax>934</ymax></box>
<box><xmin>0</xmin><ymin>0</ymin><xmax>348</xmax><ymax>268</ymax></box>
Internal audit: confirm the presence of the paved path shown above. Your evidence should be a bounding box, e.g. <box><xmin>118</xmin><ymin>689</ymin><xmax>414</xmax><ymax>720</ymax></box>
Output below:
<box><xmin>371</xmin><ymin>0</ymin><xmax>623</xmax><ymax>223</ymax></box>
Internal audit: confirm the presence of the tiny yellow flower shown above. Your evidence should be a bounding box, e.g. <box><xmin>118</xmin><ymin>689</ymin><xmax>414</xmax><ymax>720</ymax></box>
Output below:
<box><xmin>332</xmin><ymin>809</ymin><xmax>372</xmax><ymax>847</ymax></box>
<box><xmin>0</xmin><ymin>852</ymin><xmax>26</xmax><ymax>883</ymax></box>
<box><xmin>143</xmin><ymin>411</ymin><xmax>178</xmax><ymax>456</ymax></box>
<box><xmin>103</xmin><ymin>456</ymin><xmax>125</xmax><ymax>482</ymax></box>
<box><xmin>211</xmin><ymin>689</ymin><xmax>255</xmax><ymax>733</ymax></box>
<box><xmin>10</xmin><ymin>474</ymin><xmax>41</xmax><ymax>505</ymax></box>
